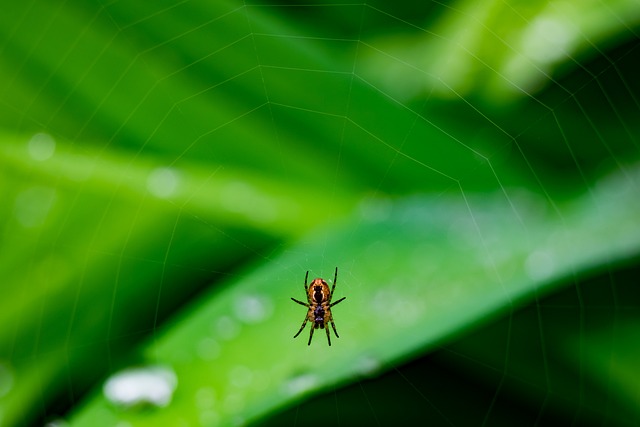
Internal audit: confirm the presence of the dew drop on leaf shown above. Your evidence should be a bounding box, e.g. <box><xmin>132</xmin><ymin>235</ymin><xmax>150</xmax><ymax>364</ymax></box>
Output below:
<box><xmin>283</xmin><ymin>373</ymin><xmax>318</xmax><ymax>396</ymax></box>
<box><xmin>103</xmin><ymin>366</ymin><xmax>177</xmax><ymax>408</ymax></box>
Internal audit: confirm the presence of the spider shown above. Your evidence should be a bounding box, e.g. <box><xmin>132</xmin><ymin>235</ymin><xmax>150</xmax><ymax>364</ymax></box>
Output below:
<box><xmin>291</xmin><ymin>267</ymin><xmax>346</xmax><ymax>346</ymax></box>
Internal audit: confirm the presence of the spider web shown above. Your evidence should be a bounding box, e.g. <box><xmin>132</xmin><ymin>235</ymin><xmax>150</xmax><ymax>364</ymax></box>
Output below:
<box><xmin>0</xmin><ymin>0</ymin><xmax>639</xmax><ymax>426</ymax></box>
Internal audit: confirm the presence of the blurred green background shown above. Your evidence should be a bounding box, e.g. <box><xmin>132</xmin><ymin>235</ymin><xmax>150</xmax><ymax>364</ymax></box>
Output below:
<box><xmin>1</xmin><ymin>0</ymin><xmax>639</xmax><ymax>426</ymax></box>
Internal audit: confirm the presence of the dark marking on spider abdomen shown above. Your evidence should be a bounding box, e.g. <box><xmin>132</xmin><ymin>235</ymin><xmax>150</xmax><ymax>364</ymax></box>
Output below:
<box><xmin>314</xmin><ymin>305</ymin><xmax>325</xmax><ymax>325</ymax></box>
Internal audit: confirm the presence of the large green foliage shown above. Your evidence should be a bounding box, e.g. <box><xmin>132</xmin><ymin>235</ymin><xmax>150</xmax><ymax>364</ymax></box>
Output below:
<box><xmin>0</xmin><ymin>1</ymin><xmax>639</xmax><ymax>426</ymax></box>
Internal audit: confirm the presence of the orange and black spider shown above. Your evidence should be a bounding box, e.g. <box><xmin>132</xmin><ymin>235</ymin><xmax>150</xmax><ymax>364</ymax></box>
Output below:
<box><xmin>291</xmin><ymin>267</ymin><xmax>346</xmax><ymax>346</ymax></box>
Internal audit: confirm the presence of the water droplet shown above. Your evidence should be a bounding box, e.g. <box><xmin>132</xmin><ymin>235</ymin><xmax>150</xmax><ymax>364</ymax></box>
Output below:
<box><xmin>103</xmin><ymin>366</ymin><xmax>177</xmax><ymax>408</ymax></box>
<box><xmin>365</xmin><ymin>240</ymin><xmax>394</xmax><ymax>272</ymax></box>
<box><xmin>197</xmin><ymin>338</ymin><xmax>221</xmax><ymax>361</ymax></box>
<box><xmin>28</xmin><ymin>133</ymin><xmax>56</xmax><ymax>161</ymax></box>
<box><xmin>221</xmin><ymin>181</ymin><xmax>251</xmax><ymax>212</ymax></box>
<box><xmin>195</xmin><ymin>387</ymin><xmax>216</xmax><ymax>409</ymax></box>
<box><xmin>229</xmin><ymin>365</ymin><xmax>253</xmax><ymax>388</ymax></box>
<box><xmin>359</xmin><ymin>196</ymin><xmax>392</xmax><ymax>222</ymax></box>
<box><xmin>251</xmin><ymin>370</ymin><xmax>270</xmax><ymax>391</ymax></box>
<box><xmin>355</xmin><ymin>356</ymin><xmax>381</xmax><ymax>377</ymax></box>
<box><xmin>0</xmin><ymin>363</ymin><xmax>14</xmax><ymax>398</ymax></box>
<box><xmin>220</xmin><ymin>181</ymin><xmax>277</xmax><ymax>223</ymax></box>
<box><xmin>372</xmin><ymin>288</ymin><xmax>420</xmax><ymax>326</ymax></box>
<box><xmin>223</xmin><ymin>393</ymin><xmax>244</xmax><ymax>413</ymax></box>
<box><xmin>44</xmin><ymin>419</ymin><xmax>69</xmax><ymax>427</ymax></box>
<box><xmin>284</xmin><ymin>373</ymin><xmax>317</xmax><ymax>396</ymax></box>
<box><xmin>231</xmin><ymin>416</ymin><xmax>246</xmax><ymax>426</ymax></box>
<box><xmin>213</xmin><ymin>316</ymin><xmax>241</xmax><ymax>340</ymax></box>
<box><xmin>199</xmin><ymin>409</ymin><xmax>220</xmax><ymax>426</ymax></box>
<box><xmin>522</xmin><ymin>17</ymin><xmax>575</xmax><ymax>64</ymax></box>
<box><xmin>147</xmin><ymin>167</ymin><xmax>180</xmax><ymax>198</ymax></box>
<box><xmin>14</xmin><ymin>187</ymin><xmax>56</xmax><ymax>228</ymax></box>
<box><xmin>233</xmin><ymin>294</ymin><xmax>273</xmax><ymax>324</ymax></box>
<box><xmin>525</xmin><ymin>249</ymin><xmax>555</xmax><ymax>281</ymax></box>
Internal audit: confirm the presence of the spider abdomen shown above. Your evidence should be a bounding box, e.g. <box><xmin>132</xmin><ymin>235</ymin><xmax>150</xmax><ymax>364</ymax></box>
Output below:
<box><xmin>314</xmin><ymin>305</ymin><xmax>324</xmax><ymax>318</ymax></box>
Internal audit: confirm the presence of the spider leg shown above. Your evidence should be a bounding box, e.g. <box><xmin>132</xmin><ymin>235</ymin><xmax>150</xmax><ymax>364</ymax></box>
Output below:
<box><xmin>307</xmin><ymin>324</ymin><xmax>315</xmax><ymax>345</ymax></box>
<box><xmin>329</xmin><ymin>296</ymin><xmax>345</xmax><ymax>307</ymax></box>
<box><xmin>325</xmin><ymin>324</ymin><xmax>332</xmax><ymax>346</ymax></box>
<box><xmin>293</xmin><ymin>317</ymin><xmax>308</xmax><ymax>338</ymax></box>
<box><xmin>328</xmin><ymin>267</ymin><xmax>338</xmax><ymax>303</ymax></box>
<box><xmin>330</xmin><ymin>320</ymin><xmax>340</xmax><ymax>338</ymax></box>
<box><xmin>291</xmin><ymin>298</ymin><xmax>309</xmax><ymax>307</ymax></box>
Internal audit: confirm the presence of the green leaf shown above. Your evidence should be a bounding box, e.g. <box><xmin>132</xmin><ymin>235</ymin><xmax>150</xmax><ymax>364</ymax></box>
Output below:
<box><xmin>359</xmin><ymin>0</ymin><xmax>640</xmax><ymax>102</ymax></box>
<box><xmin>69</xmin><ymin>165</ymin><xmax>640</xmax><ymax>426</ymax></box>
